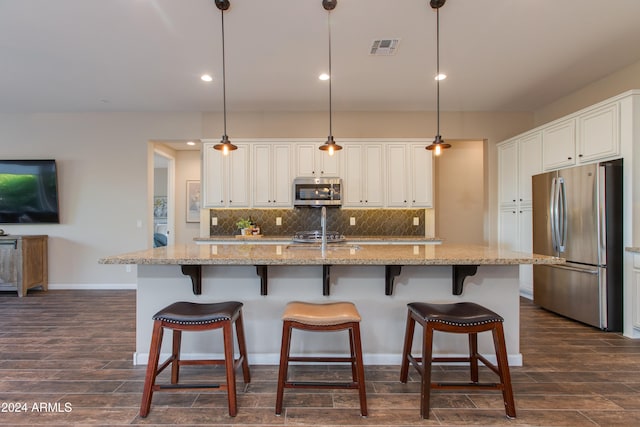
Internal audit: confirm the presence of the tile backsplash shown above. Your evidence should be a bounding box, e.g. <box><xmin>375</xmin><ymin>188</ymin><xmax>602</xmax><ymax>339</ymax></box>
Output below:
<box><xmin>208</xmin><ymin>208</ymin><xmax>427</xmax><ymax>237</ymax></box>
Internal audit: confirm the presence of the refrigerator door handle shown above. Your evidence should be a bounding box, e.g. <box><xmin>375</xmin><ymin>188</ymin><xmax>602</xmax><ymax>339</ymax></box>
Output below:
<box><xmin>558</xmin><ymin>177</ymin><xmax>567</xmax><ymax>253</ymax></box>
<box><xmin>550</xmin><ymin>177</ymin><xmax>558</xmax><ymax>251</ymax></box>
<box><xmin>550</xmin><ymin>263</ymin><xmax>599</xmax><ymax>275</ymax></box>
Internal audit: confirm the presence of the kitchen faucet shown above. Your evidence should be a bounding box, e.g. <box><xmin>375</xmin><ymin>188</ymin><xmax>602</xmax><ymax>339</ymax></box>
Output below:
<box><xmin>321</xmin><ymin>206</ymin><xmax>327</xmax><ymax>254</ymax></box>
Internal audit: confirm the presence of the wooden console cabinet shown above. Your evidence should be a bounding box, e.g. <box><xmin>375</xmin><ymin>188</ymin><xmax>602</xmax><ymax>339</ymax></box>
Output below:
<box><xmin>0</xmin><ymin>235</ymin><xmax>48</xmax><ymax>297</ymax></box>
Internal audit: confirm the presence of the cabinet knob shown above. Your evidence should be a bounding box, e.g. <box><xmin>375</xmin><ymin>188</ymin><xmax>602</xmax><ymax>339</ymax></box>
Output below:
<box><xmin>320</xmin><ymin>170</ymin><xmax>324</xmax><ymax>174</ymax></box>
<box><xmin>578</xmin><ymin>154</ymin><xmax>583</xmax><ymax>157</ymax></box>
<box><xmin>412</xmin><ymin>200</ymin><xmax>416</xmax><ymax>203</ymax></box>
<box><xmin>512</xmin><ymin>199</ymin><xmax>516</xmax><ymax>202</ymax></box>
<box><xmin>568</xmin><ymin>157</ymin><xmax>572</xmax><ymax>160</ymax></box>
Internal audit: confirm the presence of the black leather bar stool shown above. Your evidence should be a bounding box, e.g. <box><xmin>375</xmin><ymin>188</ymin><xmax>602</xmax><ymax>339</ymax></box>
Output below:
<box><xmin>139</xmin><ymin>301</ymin><xmax>251</xmax><ymax>418</ymax></box>
<box><xmin>400</xmin><ymin>302</ymin><xmax>516</xmax><ymax>419</ymax></box>
<box><xmin>275</xmin><ymin>301</ymin><xmax>367</xmax><ymax>416</ymax></box>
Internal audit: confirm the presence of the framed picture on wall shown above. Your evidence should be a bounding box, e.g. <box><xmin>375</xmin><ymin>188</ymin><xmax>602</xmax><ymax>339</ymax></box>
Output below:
<box><xmin>186</xmin><ymin>180</ymin><xmax>201</xmax><ymax>223</ymax></box>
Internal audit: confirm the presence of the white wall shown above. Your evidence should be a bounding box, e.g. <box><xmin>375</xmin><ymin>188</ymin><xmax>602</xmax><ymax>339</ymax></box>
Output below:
<box><xmin>0</xmin><ymin>112</ymin><xmax>202</xmax><ymax>287</ymax></box>
<box><xmin>174</xmin><ymin>150</ymin><xmax>201</xmax><ymax>244</ymax></box>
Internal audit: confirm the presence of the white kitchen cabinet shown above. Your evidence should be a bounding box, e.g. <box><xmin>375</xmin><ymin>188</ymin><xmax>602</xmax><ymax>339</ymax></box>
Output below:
<box><xmin>498</xmin><ymin>207</ymin><xmax>518</xmax><ymax>252</ymax></box>
<box><xmin>343</xmin><ymin>143</ymin><xmax>384</xmax><ymax>207</ymax></box>
<box><xmin>518</xmin><ymin>207</ymin><xmax>534</xmax><ymax>296</ymax></box>
<box><xmin>498</xmin><ymin>133</ymin><xmax>541</xmax><ymax>298</ymax></box>
<box><xmin>498</xmin><ymin>140</ymin><xmax>518</xmax><ymax>207</ymax></box>
<box><xmin>409</xmin><ymin>144</ymin><xmax>433</xmax><ymax>207</ymax></box>
<box><xmin>294</xmin><ymin>142</ymin><xmax>341</xmax><ymax>177</ymax></box>
<box><xmin>252</xmin><ymin>143</ymin><xmax>292</xmax><ymax>207</ymax></box>
<box><xmin>518</xmin><ymin>132</ymin><xmax>542</xmax><ymax>205</ymax></box>
<box><xmin>498</xmin><ymin>132</ymin><xmax>541</xmax><ymax>207</ymax></box>
<box><xmin>201</xmin><ymin>142</ymin><xmax>250</xmax><ymax>208</ymax></box>
<box><xmin>542</xmin><ymin>118</ymin><xmax>576</xmax><ymax>170</ymax></box>
<box><xmin>498</xmin><ymin>206</ymin><xmax>533</xmax><ymax>297</ymax></box>
<box><xmin>577</xmin><ymin>102</ymin><xmax>620</xmax><ymax>163</ymax></box>
<box><xmin>386</xmin><ymin>144</ymin><xmax>409</xmax><ymax>207</ymax></box>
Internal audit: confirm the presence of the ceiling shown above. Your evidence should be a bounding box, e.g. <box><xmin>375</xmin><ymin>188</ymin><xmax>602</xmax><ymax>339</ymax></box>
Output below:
<box><xmin>3</xmin><ymin>0</ymin><xmax>640</xmax><ymax>115</ymax></box>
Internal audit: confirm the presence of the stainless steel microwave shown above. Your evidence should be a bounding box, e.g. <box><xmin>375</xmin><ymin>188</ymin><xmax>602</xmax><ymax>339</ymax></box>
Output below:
<box><xmin>293</xmin><ymin>177</ymin><xmax>342</xmax><ymax>207</ymax></box>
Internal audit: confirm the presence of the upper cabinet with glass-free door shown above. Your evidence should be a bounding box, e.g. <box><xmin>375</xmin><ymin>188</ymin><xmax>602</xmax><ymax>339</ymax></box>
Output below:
<box><xmin>342</xmin><ymin>143</ymin><xmax>384</xmax><ymax>207</ymax></box>
<box><xmin>252</xmin><ymin>143</ymin><xmax>292</xmax><ymax>207</ymax></box>
<box><xmin>294</xmin><ymin>142</ymin><xmax>341</xmax><ymax>177</ymax></box>
<box><xmin>201</xmin><ymin>141</ymin><xmax>250</xmax><ymax>208</ymax></box>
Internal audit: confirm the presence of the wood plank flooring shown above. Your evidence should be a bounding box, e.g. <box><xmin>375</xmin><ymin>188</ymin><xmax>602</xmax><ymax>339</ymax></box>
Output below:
<box><xmin>1</xmin><ymin>289</ymin><xmax>639</xmax><ymax>426</ymax></box>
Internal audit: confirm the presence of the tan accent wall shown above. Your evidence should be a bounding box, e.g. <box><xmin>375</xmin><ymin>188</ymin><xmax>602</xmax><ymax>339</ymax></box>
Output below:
<box><xmin>534</xmin><ymin>59</ymin><xmax>640</xmax><ymax>126</ymax></box>
<box><xmin>434</xmin><ymin>139</ymin><xmax>486</xmax><ymax>244</ymax></box>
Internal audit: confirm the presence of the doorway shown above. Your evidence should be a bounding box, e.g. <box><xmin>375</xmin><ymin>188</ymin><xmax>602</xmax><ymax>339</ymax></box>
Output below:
<box><xmin>153</xmin><ymin>150</ymin><xmax>175</xmax><ymax>247</ymax></box>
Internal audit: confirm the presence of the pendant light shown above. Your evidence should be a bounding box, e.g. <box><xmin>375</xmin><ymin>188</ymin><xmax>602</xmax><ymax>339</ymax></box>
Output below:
<box><xmin>212</xmin><ymin>0</ymin><xmax>237</xmax><ymax>155</ymax></box>
<box><xmin>319</xmin><ymin>0</ymin><xmax>342</xmax><ymax>156</ymax></box>
<box><xmin>425</xmin><ymin>0</ymin><xmax>451</xmax><ymax>156</ymax></box>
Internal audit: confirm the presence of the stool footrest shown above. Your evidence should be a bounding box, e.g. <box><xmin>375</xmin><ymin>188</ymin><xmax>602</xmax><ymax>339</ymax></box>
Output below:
<box><xmin>156</xmin><ymin>383</ymin><xmax>224</xmax><ymax>390</ymax></box>
<box><xmin>285</xmin><ymin>381</ymin><xmax>359</xmax><ymax>389</ymax></box>
<box><xmin>287</xmin><ymin>356</ymin><xmax>354</xmax><ymax>363</ymax></box>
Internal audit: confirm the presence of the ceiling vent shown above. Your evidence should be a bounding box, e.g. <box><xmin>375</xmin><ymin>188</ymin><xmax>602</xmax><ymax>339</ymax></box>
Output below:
<box><xmin>370</xmin><ymin>39</ymin><xmax>400</xmax><ymax>55</ymax></box>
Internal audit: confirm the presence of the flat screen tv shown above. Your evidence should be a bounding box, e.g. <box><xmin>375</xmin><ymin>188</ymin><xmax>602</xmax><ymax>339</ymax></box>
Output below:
<box><xmin>0</xmin><ymin>159</ymin><xmax>60</xmax><ymax>224</ymax></box>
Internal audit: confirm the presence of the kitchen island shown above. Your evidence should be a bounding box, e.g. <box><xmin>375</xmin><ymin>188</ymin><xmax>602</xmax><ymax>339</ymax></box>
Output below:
<box><xmin>99</xmin><ymin>243</ymin><xmax>563</xmax><ymax>366</ymax></box>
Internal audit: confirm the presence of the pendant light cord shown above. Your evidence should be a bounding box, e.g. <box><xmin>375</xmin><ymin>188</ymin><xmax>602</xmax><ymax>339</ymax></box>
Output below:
<box><xmin>436</xmin><ymin>6</ymin><xmax>440</xmax><ymax>139</ymax></box>
<box><xmin>327</xmin><ymin>10</ymin><xmax>333</xmax><ymax>138</ymax></box>
<box><xmin>221</xmin><ymin>8</ymin><xmax>228</xmax><ymax>138</ymax></box>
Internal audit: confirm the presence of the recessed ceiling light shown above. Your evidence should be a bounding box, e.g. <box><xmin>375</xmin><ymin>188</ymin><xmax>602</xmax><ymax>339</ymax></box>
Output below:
<box><xmin>186</xmin><ymin>141</ymin><xmax>196</xmax><ymax>146</ymax></box>
<box><xmin>201</xmin><ymin>74</ymin><xmax>213</xmax><ymax>82</ymax></box>
<box><xmin>318</xmin><ymin>73</ymin><xmax>330</xmax><ymax>81</ymax></box>
<box><xmin>435</xmin><ymin>73</ymin><xmax>447</xmax><ymax>81</ymax></box>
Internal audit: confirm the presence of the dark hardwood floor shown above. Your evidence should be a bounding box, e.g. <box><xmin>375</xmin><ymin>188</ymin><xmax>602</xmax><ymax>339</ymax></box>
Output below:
<box><xmin>1</xmin><ymin>289</ymin><xmax>640</xmax><ymax>426</ymax></box>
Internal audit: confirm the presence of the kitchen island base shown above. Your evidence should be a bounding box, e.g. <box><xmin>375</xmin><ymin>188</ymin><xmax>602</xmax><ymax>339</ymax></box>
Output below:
<box><xmin>135</xmin><ymin>264</ymin><xmax>523</xmax><ymax>366</ymax></box>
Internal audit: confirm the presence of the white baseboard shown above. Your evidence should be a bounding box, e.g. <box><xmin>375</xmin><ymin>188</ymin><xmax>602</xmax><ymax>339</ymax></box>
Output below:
<box><xmin>48</xmin><ymin>283</ymin><xmax>137</xmax><ymax>291</ymax></box>
<box><xmin>133</xmin><ymin>351</ymin><xmax>523</xmax><ymax>367</ymax></box>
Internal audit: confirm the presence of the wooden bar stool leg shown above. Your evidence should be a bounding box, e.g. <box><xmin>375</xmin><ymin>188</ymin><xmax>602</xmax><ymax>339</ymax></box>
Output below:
<box><xmin>171</xmin><ymin>329</ymin><xmax>182</xmax><ymax>384</ymax></box>
<box><xmin>275</xmin><ymin>321</ymin><xmax>292</xmax><ymax>415</ymax></box>
<box><xmin>469</xmin><ymin>332</ymin><xmax>479</xmax><ymax>383</ymax></box>
<box><xmin>351</xmin><ymin>323</ymin><xmax>368</xmax><ymax>417</ymax></box>
<box><xmin>140</xmin><ymin>321</ymin><xmax>163</xmax><ymax>418</ymax></box>
<box><xmin>493</xmin><ymin>323</ymin><xmax>516</xmax><ymax>418</ymax></box>
<box><xmin>420</xmin><ymin>325</ymin><xmax>434</xmax><ymax>419</ymax></box>
<box><xmin>223</xmin><ymin>321</ymin><xmax>238</xmax><ymax>417</ymax></box>
<box><xmin>348</xmin><ymin>328</ymin><xmax>358</xmax><ymax>380</ymax></box>
<box><xmin>400</xmin><ymin>311</ymin><xmax>416</xmax><ymax>383</ymax></box>
<box><xmin>234</xmin><ymin>311</ymin><xmax>251</xmax><ymax>384</ymax></box>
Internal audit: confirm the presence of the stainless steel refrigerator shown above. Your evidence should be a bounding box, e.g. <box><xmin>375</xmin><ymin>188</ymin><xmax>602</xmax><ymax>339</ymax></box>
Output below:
<box><xmin>532</xmin><ymin>158</ymin><xmax>622</xmax><ymax>331</ymax></box>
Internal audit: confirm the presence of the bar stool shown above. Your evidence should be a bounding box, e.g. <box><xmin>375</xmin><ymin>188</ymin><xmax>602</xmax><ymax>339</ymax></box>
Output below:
<box><xmin>275</xmin><ymin>301</ymin><xmax>367</xmax><ymax>416</ymax></box>
<box><xmin>139</xmin><ymin>301</ymin><xmax>251</xmax><ymax>418</ymax></box>
<box><xmin>399</xmin><ymin>302</ymin><xmax>516</xmax><ymax>419</ymax></box>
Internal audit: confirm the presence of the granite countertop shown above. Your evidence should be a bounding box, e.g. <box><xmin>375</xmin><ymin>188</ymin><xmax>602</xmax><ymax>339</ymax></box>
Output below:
<box><xmin>194</xmin><ymin>235</ymin><xmax>442</xmax><ymax>243</ymax></box>
<box><xmin>626</xmin><ymin>247</ymin><xmax>640</xmax><ymax>253</ymax></box>
<box><xmin>99</xmin><ymin>243</ymin><xmax>564</xmax><ymax>266</ymax></box>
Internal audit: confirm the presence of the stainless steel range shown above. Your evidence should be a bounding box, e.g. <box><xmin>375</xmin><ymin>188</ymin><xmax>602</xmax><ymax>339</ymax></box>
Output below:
<box><xmin>293</xmin><ymin>230</ymin><xmax>345</xmax><ymax>243</ymax></box>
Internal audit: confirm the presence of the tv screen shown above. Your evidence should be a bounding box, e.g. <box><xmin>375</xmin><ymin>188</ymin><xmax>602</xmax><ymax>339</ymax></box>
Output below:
<box><xmin>0</xmin><ymin>159</ymin><xmax>60</xmax><ymax>224</ymax></box>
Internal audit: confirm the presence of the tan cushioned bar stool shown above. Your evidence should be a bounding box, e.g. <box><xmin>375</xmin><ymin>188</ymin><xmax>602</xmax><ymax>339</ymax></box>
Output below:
<box><xmin>275</xmin><ymin>301</ymin><xmax>367</xmax><ymax>416</ymax></box>
<box><xmin>140</xmin><ymin>301</ymin><xmax>251</xmax><ymax>418</ymax></box>
<box><xmin>399</xmin><ymin>302</ymin><xmax>516</xmax><ymax>419</ymax></box>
